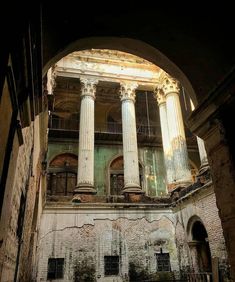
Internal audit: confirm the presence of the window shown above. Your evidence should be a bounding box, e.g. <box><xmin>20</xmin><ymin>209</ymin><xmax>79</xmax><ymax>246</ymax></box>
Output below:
<box><xmin>47</xmin><ymin>258</ymin><xmax>64</xmax><ymax>279</ymax></box>
<box><xmin>156</xmin><ymin>252</ymin><xmax>170</xmax><ymax>272</ymax></box>
<box><xmin>104</xmin><ymin>256</ymin><xmax>119</xmax><ymax>275</ymax></box>
<box><xmin>109</xmin><ymin>156</ymin><xmax>143</xmax><ymax>196</ymax></box>
<box><xmin>47</xmin><ymin>172</ymin><xmax>77</xmax><ymax>196</ymax></box>
<box><xmin>110</xmin><ymin>174</ymin><xmax>124</xmax><ymax>195</ymax></box>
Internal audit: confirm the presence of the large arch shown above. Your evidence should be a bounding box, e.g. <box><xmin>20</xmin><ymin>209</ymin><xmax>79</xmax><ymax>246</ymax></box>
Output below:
<box><xmin>43</xmin><ymin>37</ymin><xmax>197</xmax><ymax>106</ymax></box>
<box><xmin>2</xmin><ymin>3</ymin><xmax>235</xmax><ymax>281</ymax></box>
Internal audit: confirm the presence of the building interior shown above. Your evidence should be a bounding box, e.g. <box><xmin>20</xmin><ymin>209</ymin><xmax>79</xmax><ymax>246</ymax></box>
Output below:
<box><xmin>0</xmin><ymin>2</ymin><xmax>235</xmax><ymax>282</ymax></box>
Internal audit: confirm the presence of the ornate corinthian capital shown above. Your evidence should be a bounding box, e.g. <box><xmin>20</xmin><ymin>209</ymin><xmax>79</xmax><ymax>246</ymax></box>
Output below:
<box><xmin>80</xmin><ymin>77</ymin><xmax>99</xmax><ymax>98</ymax></box>
<box><xmin>119</xmin><ymin>82</ymin><xmax>138</xmax><ymax>102</ymax></box>
<box><xmin>154</xmin><ymin>87</ymin><xmax>166</xmax><ymax>105</ymax></box>
<box><xmin>161</xmin><ymin>74</ymin><xmax>180</xmax><ymax>96</ymax></box>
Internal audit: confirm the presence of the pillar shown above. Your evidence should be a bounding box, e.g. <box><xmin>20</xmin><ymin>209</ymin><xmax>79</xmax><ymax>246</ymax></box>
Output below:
<box><xmin>196</xmin><ymin>136</ymin><xmax>209</xmax><ymax>171</ymax></box>
<box><xmin>155</xmin><ymin>88</ymin><xmax>175</xmax><ymax>190</ymax></box>
<box><xmin>74</xmin><ymin>77</ymin><xmax>98</xmax><ymax>195</ymax></box>
<box><xmin>119</xmin><ymin>82</ymin><xmax>142</xmax><ymax>194</ymax></box>
<box><xmin>190</xmin><ymin>98</ymin><xmax>209</xmax><ymax>173</ymax></box>
<box><xmin>162</xmin><ymin>75</ymin><xmax>192</xmax><ymax>186</ymax></box>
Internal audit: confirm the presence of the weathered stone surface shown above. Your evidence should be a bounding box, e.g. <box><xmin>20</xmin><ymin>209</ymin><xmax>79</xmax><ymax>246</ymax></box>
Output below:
<box><xmin>37</xmin><ymin>207</ymin><xmax>178</xmax><ymax>281</ymax></box>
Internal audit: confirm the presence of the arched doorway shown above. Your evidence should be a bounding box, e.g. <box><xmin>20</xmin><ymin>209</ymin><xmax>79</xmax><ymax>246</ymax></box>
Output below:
<box><xmin>192</xmin><ymin>221</ymin><xmax>211</xmax><ymax>272</ymax></box>
<box><xmin>187</xmin><ymin>217</ymin><xmax>212</xmax><ymax>274</ymax></box>
<box><xmin>109</xmin><ymin>156</ymin><xmax>143</xmax><ymax>195</ymax></box>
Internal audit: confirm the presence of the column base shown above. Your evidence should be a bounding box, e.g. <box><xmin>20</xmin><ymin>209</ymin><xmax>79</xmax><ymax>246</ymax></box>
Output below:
<box><xmin>122</xmin><ymin>184</ymin><xmax>144</xmax><ymax>203</ymax></box>
<box><xmin>72</xmin><ymin>183</ymin><xmax>96</xmax><ymax>203</ymax></box>
<box><xmin>122</xmin><ymin>183</ymin><xmax>144</xmax><ymax>194</ymax></box>
<box><xmin>199</xmin><ymin>163</ymin><xmax>210</xmax><ymax>174</ymax></box>
<box><xmin>197</xmin><ymin>165</ymin><xmax>211</xmax><ymax>184</ymax></box>
<box><xmin>73</xmin><ymin>183</ymin><xmax>97</xmax><ymax>194</ymax></box>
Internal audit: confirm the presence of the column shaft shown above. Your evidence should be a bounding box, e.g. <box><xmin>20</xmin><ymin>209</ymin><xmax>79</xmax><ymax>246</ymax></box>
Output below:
<box><xmin>196</xmin><ymin>136</ymin><xmax>209</xmax><ymax>169</ymax></box>
<box><xmin>162</xmin><ymin>76</ymin><xmax>192</xmax><ymax>186</ymax></box>
<box><xmin>158</xmin><ymin>100</ymin><xmax>175</xmax><ymax>186</ymax></box>
<box><xmin>74</xmin><ymin>78</ymin><xmax>98</xmax><ymax>194</ymax></box>
<box><xmin>120</xmin><ymin>82</ymin><xmax>142</xmax><ymax>194</ymax></box>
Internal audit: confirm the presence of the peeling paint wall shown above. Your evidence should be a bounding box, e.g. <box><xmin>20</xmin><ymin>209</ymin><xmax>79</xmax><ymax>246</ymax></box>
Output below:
<box><xmin>37</xmin><ymin>185</ymin><xmax>230</xmax><ymax>281</ymax></box>
<box><xmin>37</xmin><ymin>208</ymin><xmax>178</xmax><ymax>281</ymax></box>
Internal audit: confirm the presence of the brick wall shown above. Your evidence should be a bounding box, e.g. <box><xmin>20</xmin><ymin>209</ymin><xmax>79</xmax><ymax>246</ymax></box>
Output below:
<box><xmin>37</xmin><ymin>207</ymin><xmax>178</xmax><ymax>282</ymax></box>
<box><xmin>0</xmin><ymin>116</ymin><xmax>46</xmax><ymax>282</ymax></box>
<box><xmin>174</xmin><ymin>183</ymin><xmax>228</xmax><ymax>276</ymax></box>
<box><xmin>36</xmin><ymin>184</ymin><xmax>230</xmax><ymax>281</ymax></box>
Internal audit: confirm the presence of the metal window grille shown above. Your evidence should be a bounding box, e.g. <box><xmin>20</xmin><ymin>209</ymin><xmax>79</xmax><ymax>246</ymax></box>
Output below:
<box><xmin>47</xmin><ymin>258</ymin><xmax>64</xmax><ymax>279</ymax></box>
<box><xmin>104</xmin><ymin>256</ymin><xmax>119</xmax><ymax>275</ymax></box>
<box><xmin>156</xmin><ymin>253</ymin><xmax>171</xmax><ymax>272</ymax></box>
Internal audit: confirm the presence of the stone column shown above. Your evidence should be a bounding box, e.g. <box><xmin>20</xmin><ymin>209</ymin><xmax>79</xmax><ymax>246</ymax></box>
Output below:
<box><xmin>74</xmin><ymin>77</ymin><xmax>98</xmax><ymax>195</ymax></box>
<box><xmin>47</xmin><ymin>67</ymin><xmax>56</xmax><ymax>95</ymax></box>
<box><xmin>162</xmin><ymin>75</ymin><xmax>192</xmax><ymax>186</ymax></box>
<box><xmin>190</xmin><ymin>99</ymin><xmax>209</xmax><ymax>173</ymax></box>
<box><xmin>196</xmin><ymin>136</ymin><xmax>209</xmax><ymax>171</ymax></box>
<box><xmin>120</xmin><ymin>82</ymin><xmax>142</xmax><ymax>194</ymax></box>
<box><xmin>155</xmin><ymin>88</ymin><xmax>175</xmax><ymax>190</ymax></box>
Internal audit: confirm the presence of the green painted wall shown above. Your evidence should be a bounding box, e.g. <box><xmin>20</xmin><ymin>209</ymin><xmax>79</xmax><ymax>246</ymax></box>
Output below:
<box><xmin>139</xmin><ymin>147</ymin><xmax>167</xmax><ymax>197</ymax></box>
<box><xmin>47</xmin><ymin>141</ymin><xmax>78</xmax><ymax>164</ymax></box>
<box><xmin>47</xmin><ymin>142</ymin><xmax>173</xmax><ymax>197</ymax></box>
<box><xmin>94</xmin><ymin>145</ymin><xmax>167</xmax><ymax>196</ymax></box>
<box><xmin>94</xmin><ymin>145</ymin><xmax>122</xmax><ymax>195</ymax></box>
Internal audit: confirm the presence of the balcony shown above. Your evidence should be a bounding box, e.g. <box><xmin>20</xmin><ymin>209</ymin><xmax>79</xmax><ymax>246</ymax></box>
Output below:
<box><xmin>48</xmin><ymin>117</ymin><xmax>161</xmax><ymax>144</ymax></box>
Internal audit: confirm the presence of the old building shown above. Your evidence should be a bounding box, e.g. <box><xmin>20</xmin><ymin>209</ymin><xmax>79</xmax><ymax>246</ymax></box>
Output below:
<box><xmin>34</xmin><ymin>50</ymin><xmax>229</xmax><ymax>281</ymax></box>
<box><xmin>0</xmin><ymin>2</ymin><xmax>235</xmax><ymax>282</ymax></box>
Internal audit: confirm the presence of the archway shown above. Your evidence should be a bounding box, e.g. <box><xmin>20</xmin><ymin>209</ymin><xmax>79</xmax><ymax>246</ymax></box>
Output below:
<box><xmin>187</xmin><ymin>216</ymin><xmax>212</xmax><ymax>274</ymax></box>
<box><xmin>43</xmin><ymin>37</ymin><xmax>197</xmax><ymax>106</ymax></box>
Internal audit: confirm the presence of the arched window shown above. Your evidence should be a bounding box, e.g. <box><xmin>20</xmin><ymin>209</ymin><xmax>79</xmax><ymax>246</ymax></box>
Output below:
<box><xmin>109</xmin><ymin>156</ymin><xmax>143</xmax><ymax>195</ymax></box>
<box><xmin>47</xmin><ymin>153</ymin><xmax>78</xmax><ymax>196</ymax></box>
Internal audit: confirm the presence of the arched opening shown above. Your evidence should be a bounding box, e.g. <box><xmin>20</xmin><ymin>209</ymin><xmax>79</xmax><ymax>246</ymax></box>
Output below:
<box><xmin>109</xmin><ymin>155</ymin><xmax>143</xmax><ymax>195</ymax></box>
<box><xmin>187</xmin><ymin>217</ymin><xmax>212</xmax><ymax>274</ymax></box>
<box><xmin>43</xmin><ymin>37</ymin><xmax>197</xmax><ymax>106</ymax></box>
<box><xmin>191</xmin><ymin>221</ymin><xmax>212</xmax><ymax>273</ymax></box>
<box><xmin>47</xmin><ymin>153</ymin><xmax>78</xmax><ymax>196</ymax></box>
<box><xmin>2</xmin><ymin>6</ymin><xmax>235</xmax><ymax>282</ymax></box>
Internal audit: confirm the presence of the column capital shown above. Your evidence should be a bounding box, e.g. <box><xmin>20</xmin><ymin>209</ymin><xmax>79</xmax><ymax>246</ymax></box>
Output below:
<box><xmin>154</xmin><ymin>87</ymin><xmax>166</xmax><ymax>106</ymax></box>
<box><xmin>80</xmin><ymin>77</ymin><xmax>99</xmax><ymax>98</ymax></box>
<box><xmin>161</xmin><ymin>74</ymin><xmax>180</xmax><ymax>96</ymax></box>
<box><xmin>119</xmin><ymin>82</ymin><xmax>138</xmax><ymax>102</ymax></box>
